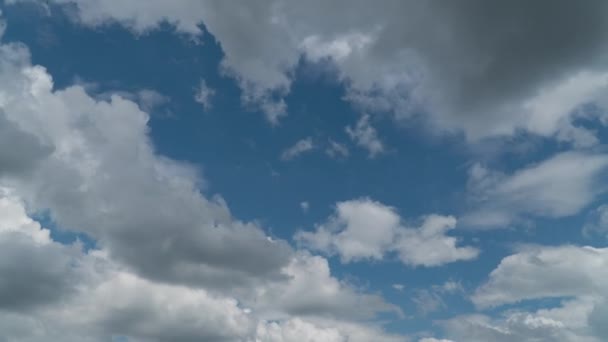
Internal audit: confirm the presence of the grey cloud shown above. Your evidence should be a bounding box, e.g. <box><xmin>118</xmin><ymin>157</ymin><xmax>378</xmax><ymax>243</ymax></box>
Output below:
<box><xmin>0</xmin><ymin>111</ymin><xmax>53</xmax><ymax>175</ymax></box>
<box><xmin>0</xmin><ymin>40</ymin><xmax>292</xmax><ymax>292</ymax></box>
<box><xmin>0</xmin><ymin>233</ymin><xmax>78</xmax><ymax>311</ymax></box>
<box><xmin>23</xmin><ymin>0</ymin><xmax>608</xmax><ymax>139</ymax></box>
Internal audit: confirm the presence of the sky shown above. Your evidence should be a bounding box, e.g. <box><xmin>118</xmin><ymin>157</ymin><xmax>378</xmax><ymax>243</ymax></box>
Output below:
<box><xmin>0</xmin><ymin>1</ymin><xmax>608</xmax><ymax>341</ymax></box>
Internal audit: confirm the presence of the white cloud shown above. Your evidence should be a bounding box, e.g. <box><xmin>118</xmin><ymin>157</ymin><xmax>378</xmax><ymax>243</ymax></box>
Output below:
<box><xmin>346</xmin><ymin>114</ymin><xmax>385</xmax><ymax>158</ymax></box>
<box><xmin>0</xmin><ymin>192</ymin><xmax>402</xmax><ymax>341</ymax></box>
<box><xmin>472</xmin><ymin>245</ymin><xmax>608</xmax><ymax>309</ymax></box>
<box><xmin>463</xmin><ymin>152</ymin><xmax>608</xmax><ymax>228</ymax></box>
<box><xmin>392</xmin><ymin>284</ymin><xmax>405</xmax><ymax>291</ymax></box>
<box><xmin>442</xmin><ymin>302</ymin><xmax>599</xmax><ymax>342</ymax></box>
<box><xmin>300</xmin><ymin>201</ymin><xmax>310</xmax><ymax>213</ymax></box>
<box><xmin>0</xmin><ymin>31</ymin><xmax>404</xmax><ymax>340</ymax></box>
<box><xmin>281</xmin><ymin>137</ymin><xmax>315</xmax><ymax>160</ymax></box>
<box><xmin>296</xmin><ymin>198</ymin><xmax>478</xmax><ymax>267</ymax></box>
<box><xmin>256</xmin><ymin>318</ymin><xmax>406</xmax><ymax>342</ymax></box>
<box><xmin>444</xmin><ymin>244</ymin><xmax>608</xmax><ymax>341</ymax></box>
<box><xmin>194</xmin><ymin>79</ymin><xmax>215</xmax><ymax>110</ymax></box>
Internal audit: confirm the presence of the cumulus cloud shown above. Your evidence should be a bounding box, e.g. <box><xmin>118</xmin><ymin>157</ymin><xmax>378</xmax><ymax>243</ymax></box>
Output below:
<box><xmin>0</xmin><ymin>30</ymin><xmax>402</xmax><ymax>340</ymax></box>
<box><xmin>439</xmin><ymin>244</ymin><xmax>608</xmax><ymax>341</ymax></box>
<box><xmin>281</xmin><ymin>137</ymin><xmax>315</xmax><ymax>160</ymax></box>
<box><xmin>296</xmin><ymin>198</ymin><xmax>478</xmax><ymax>267</ymax></box>
<box><xmin>471</xmin><ymin>245</ymin><xmax>608</xmax><ymax>308</ymax></box>
<box><xmin>17</xmin><ymin>0</ymin><xmax>608</xmax><ymax>140</ymax></box>
<box><xmin>0</xmin><ymin>192</ymin><xmax>402</xmax><ymax>341</ymax></box>
<box><xmin>463</xmin><ymin>152</ymin><xmax>608</xmax><ymax>228</ymax></box>
<box><xmin>0</xmin><ymin>40</ymin><xmax>294</xmax><ymax>290</ymax></box>
<box><xmin>442</xmin><ymin>302</ymin><xmax>599</xmax><ymax>342</ymax></box>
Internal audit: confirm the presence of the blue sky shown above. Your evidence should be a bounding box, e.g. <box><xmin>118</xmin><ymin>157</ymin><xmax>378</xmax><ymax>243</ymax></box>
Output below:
<box><xmin>1</xmin><ymin>1</ymin><xmax>608</xmax><ymax>341</ymax></box>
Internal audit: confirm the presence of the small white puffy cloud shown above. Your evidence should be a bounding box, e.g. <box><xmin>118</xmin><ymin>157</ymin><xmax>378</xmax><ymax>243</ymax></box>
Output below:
<box><xmin>300</xmin><ymin>201</ymin><xmax>310</xmax><ymax>213</ymax></box>
<box><xmin>463</xmin><ymin>152</ymin><xmax>608</xmax><ymax>228</ymax></box>
<box><xmin>392</xmin><ymin>284</ymin><xmax>405</xmax><ymax>291</ymax></box>
<box><xmin>346</xmin><ymin>114</ymin><xmax>385</xmax><ymax>158</ymax></box>
<box><xmin>281</xmin><ymin>137</ymin><xmax>315</xmax><ymax>160</ymax></box>
<box><xmin>194</xmin><ymin>78</ymin><xmax>215</xmax><ymax>110</ymax></box>
<box><xmin>296</xmin><ymin>198</ymin><xmax>478</xmax><ymax>267</ymax></box>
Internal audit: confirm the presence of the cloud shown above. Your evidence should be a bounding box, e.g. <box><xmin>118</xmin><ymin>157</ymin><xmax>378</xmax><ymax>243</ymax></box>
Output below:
<box><xmin>0</xmin><ymin>191</ymin><xmax>402</xmax><ymax>341</ymax></box>
<box><xmin>0</xmin><ymin>40</ymin><xmax>294</xmax><ymax>290</ymax></box>
<box><xmin>194</xmin><ymin>79</ymin><xmax>215</xmax><ymax>110</ymax></box>
<box><xmin>300</xmin><ymin>201</ymin><xmax>310</xmax><ymax>213</ymax></box>
<box><xmin>463</xmin><ymin>152</ymin><xmax>608</xmax><ymax>228</ymax></box>
<box><xmin>281</xmin><ymin>137</ymin><xmax>315</xmax><ymax>160</ymax></box>
<box><xmin>0</xmin><ymin>191</ymin><xmax>81</xmax><ymax>312</ymax></box>
<box><xmin>256</xmin><ymin>318</ymin><xmax>406</xmax><ymax>342</ymax></box>
<box><xmin>471</xmin><ymin>245</ymin><xmax>608</xmax><ymax>309</ymax></box>
<box><xmin>296</xmin><ymin>198</ymin><xmax>478</xmax><ymax>267</ymax></box>
<box><xmin>583</xmin><ymin>204</ymin><xmax>608</xmax><ymax>239</ymax></box>
<box><xmin>453</xmin><ymin>245</ymin><xmax>608</xmax><ymax>341</ymax></box>
<box><xmin>19</xmin><ymin>0</ymin><xmax>608</xmax><ymax>140</ymax></box>
<box><xmin>247</xmin><ymin>251</ymin><xmax>401</xmax><ymax>321</ymax></box>
<box><xmin>392</xmin><ymin>284</ymin><xmax>405</xmax><ymax>291</ymax></box>
<box><xmin>442</xmin><ymin>301</ymin><xmax>599</xmax><ymax>342</ymax></box>
<box><xmin>0</xmin><ymin>29</ymin><xmax>404</xmax><ymax>340</ymax></box>
<box><xmin>346</xmin><ymin>114</ymin><xmax>384</xmax><ymax>158</ymax></box>
<box><xmin>325</xmin><ymin>139</ymin><xmax>349</xmax><ymax>159</ymax></box>
<box><xmin>0</xmin><ymin>110</ymin><xmax>53</xmax><ymax>175</ymax></box>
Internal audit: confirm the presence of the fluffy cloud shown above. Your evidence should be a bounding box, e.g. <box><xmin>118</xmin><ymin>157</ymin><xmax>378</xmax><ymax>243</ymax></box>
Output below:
<box><xmin>463</xmin><ymin>152</ymin><xmax>608</xmax><ymax>228</ymax></box>
<box><xmin>296</xmin><ymin>198</ymin><xmax>478</xmax><ymax>266</ymax></box>
<box><xmin>256</xmin><ymin>318</ymin><xmax>406</xmax><ymax>342</ymax></box>
<box><xmin>16</xmin><ymin>0</ymin><xmax>608</xmax><ymax>141</ymax></box>
<box><xmin>442</xmin><ymin>303</ymin><xmax>599</xmax><ymax>342</ymax></box>
<box><xmin>247</xmin><ymin>251</ymin><xmax>401</xmax><ymax>321</ymax></box>
<box><xmin>0</xmin><ymin>192</ymin><xmax>401</xmax><ymax>341</ymax></box>
<box><xmin>440</xmin><ymin>245</ymin><xmax>608</xmax><ymax>341</ymax></box>
<box><xmin>0</xmin><ymin>39</ymin><xmax>294</xmax><ymax>290</ymax></box>
<box><xmin>0</xmin><ymin>30</ymin><xmax>402</xmax><ymax>340</ymax></box>
<box><xmin>471</xmin><ymin>245</ymin><xmax>608</xmax><ymax>308</ymax></box>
